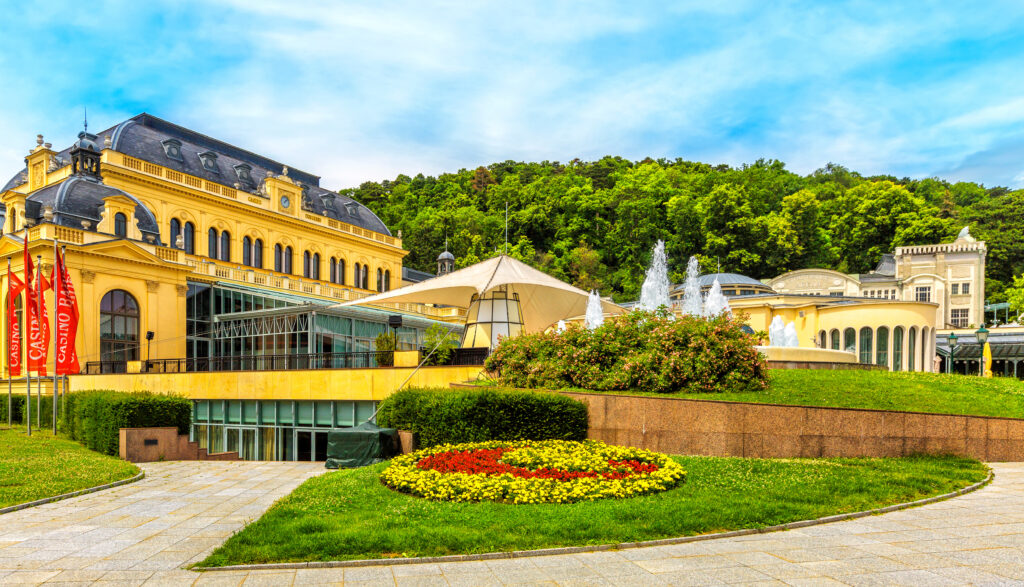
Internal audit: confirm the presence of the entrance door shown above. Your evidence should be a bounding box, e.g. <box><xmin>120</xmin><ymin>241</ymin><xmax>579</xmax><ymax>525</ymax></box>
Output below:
<box><xmin>296</xmin><ymin>430</ymin><xmax>313</xmax><ymax>461</ymax></box>
<box><xmin>314</xmin><ymin>431</ymin><xmax>329</xmax><ymax>461</ymax></box>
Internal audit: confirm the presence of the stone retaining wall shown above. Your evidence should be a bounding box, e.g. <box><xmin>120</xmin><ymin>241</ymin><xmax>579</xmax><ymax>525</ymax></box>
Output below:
<box><xmin>563</xmin><ymin>392</ymin><xmax>1024</xmax><ymax>461</ymax></box>
<box><xmin>119</xmin><ymin>427</ymin><xmax>238</xmax><ymax>462</ymax></box>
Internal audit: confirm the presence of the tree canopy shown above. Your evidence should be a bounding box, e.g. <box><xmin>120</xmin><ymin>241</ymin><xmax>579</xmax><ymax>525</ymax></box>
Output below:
<box><xmin>340</xmin><ymin>158</ymin><xmax>1022</xmax><ymax>304</ymax></box>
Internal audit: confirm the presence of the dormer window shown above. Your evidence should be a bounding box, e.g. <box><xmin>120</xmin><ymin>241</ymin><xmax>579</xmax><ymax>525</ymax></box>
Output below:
<box><xmin>161</xmin><ymin>139</ymin><xmax>183</xmax><ymax>162</ymax></box>
<box><xmin>198</xmin><ymin>151</ymin><xmax>219</xmax><ymax>173</ymax></box>
<box><xmin>233</xmin><ymin>163</ymin><xmax>252</xmax><ymax>183</ymax></box>
<box><xmin>344</xmin><ymin>202</ymin><xmax>359</xmax><ymax>217</ymax></box>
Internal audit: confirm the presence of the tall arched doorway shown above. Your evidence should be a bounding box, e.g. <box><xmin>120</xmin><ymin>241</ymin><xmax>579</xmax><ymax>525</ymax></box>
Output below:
<box><xmin>100</xmin><ymin>290</ymin><xmax>140</xmax><ymax>362</ymax></box>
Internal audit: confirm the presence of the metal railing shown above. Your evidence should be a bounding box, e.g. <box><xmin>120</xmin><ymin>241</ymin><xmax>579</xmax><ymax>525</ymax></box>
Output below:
<box><xmin>83</xmin><ymin>348</ymin><xmax>491</xmax><ymax>375</ymax></box>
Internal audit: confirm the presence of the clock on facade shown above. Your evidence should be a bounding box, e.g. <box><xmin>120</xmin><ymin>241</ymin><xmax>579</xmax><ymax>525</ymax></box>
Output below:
<box><xmin>280</xmin><ymin>195</ymin><xmax>290</xmax><ymax>209</ymax></box>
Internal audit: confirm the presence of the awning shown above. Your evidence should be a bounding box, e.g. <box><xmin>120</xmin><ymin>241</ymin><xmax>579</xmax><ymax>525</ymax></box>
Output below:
<box><xmin>337</xmin><ymin>255</ymin><xmax>624</xmax><ymax>333</ymax></box>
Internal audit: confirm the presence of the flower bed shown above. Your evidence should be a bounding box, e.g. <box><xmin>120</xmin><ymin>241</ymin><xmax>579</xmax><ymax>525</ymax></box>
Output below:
<box><xmin>380</xmin><ymin>440</ymin><xmax>686</xmax><ymax>504</ymax></box>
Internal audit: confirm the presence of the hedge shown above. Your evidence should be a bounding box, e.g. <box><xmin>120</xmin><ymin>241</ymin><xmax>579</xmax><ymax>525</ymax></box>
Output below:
<box><xmin>0</xmin><ymin>393</ymin><xmax>55</xmax><ymax>427</ymax></box>
<box><xmin>63</xmin><ymin>391</ymin><xmax>192</xmax><ymax>456</ymax></box>
<box><xmin>376</xmin><ymin>387</ymin><xmax>588</xmax><ymax>448</ymax></box>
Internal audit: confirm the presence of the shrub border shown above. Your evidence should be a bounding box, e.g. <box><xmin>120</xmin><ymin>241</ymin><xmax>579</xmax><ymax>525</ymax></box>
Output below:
<box><xmin>193</xmin><ymin>467</ymin><xmax>993</xmax><ymax>572</ymax></box>
<box><xmin>0</xmin><ymin>470</ymin><xmax>145</xmax><ymax>516</ymax></box>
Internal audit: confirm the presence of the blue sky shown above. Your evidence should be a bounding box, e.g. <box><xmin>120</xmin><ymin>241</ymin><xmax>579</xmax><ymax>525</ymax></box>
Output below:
<box><xmin>3</xmin><ymin>1</ymin><xmax>1024</xmax><ymax>189</ymax></box>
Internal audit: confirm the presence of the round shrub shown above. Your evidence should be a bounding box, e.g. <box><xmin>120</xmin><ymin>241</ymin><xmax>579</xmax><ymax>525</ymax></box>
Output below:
<box><xmin>485</xmin><ymin>310</ymin><xmax>768</xmax><ymax>394</ymax></box>
<box><xmin>376</xmin><ymin>387</ymin><xmax>588</xmax><ymax>448</ymax></box>
<box><xmin>380</xmin><ymin>439</ymin><xmax>686</xmax><ymax>504</ymax></box>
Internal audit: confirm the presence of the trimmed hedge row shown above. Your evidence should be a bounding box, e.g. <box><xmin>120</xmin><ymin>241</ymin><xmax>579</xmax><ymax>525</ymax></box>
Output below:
<box><xmin>0</xmin><ymin>393</ymin><xmax>55</xmax><ymax>427</ymax></box>
<box><xmin>376</xmin><ymin>387</ymin><xmax>588</xmax><ymax>448</ymax></box>
<box><xmin>63</xmin><ymin>391</ymin><xmax>191</xmax><ymax>456</ymax></box>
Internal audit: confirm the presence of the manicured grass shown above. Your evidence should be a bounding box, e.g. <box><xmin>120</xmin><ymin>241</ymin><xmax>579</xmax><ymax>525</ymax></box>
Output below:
<box><xmin>0</xmin><ymin>427</ymin><xmax>140</xmax><ymax>509</ymax></box>
<box><xmin>536</xmin><ymin>370</ymin><xmax>1024</xmax><ymax>418</ymax></box>
<box><xmin>711</xmin><ymin>370</ymin><xmax>1024</xmax><ymax>418</ymax></box>
<box><xmin>200</xmin><ymin>454</ymin><xmax>986</xmax><ymax>566</ymax></box>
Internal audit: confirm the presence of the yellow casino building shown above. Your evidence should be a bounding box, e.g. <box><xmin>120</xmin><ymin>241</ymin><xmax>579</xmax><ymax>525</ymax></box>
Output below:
<box><xmin>1</xmin><ymin>114</ymin><xmax>469</xmax><ymax>460</ymax></box>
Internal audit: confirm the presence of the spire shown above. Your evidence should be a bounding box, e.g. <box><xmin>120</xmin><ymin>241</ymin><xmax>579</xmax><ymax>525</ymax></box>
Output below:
<box><xmin>83</xmin><ymin>106</ymin><xmax>88</xmax><ymax>133</ymax></box>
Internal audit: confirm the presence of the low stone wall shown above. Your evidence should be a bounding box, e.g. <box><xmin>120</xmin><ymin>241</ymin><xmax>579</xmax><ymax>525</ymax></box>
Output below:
<box><xmin>563</xmin><ymin>392</ymin><xmax>1024</xmax><ymax>462</ymax></box>
<box><xmin>119</xmin><ymin>427</ymin><xmax>238</xmax><ymax>462</ymax></box>
<box><xmin>766</xmin><ymin>360</ymin><xmax>886</xmax><ymax>371</ymax></box>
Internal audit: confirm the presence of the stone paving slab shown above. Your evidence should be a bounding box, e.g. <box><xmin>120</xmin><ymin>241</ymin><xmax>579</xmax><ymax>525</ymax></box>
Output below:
<box><xmin>3</xmin><ymin>461</ymin><xmax>1024</xmax><ymax>585</ymax></box>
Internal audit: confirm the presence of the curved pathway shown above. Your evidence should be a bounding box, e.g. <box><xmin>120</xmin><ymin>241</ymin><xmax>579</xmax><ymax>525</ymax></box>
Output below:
<box><xmin>0</xmin><ymin>462</ymin><xmax>1022</xmax><ymax>585</ymax></box>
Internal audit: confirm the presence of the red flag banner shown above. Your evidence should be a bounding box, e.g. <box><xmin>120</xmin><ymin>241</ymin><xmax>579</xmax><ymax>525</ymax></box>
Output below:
<box><xmin>23</xmin><ymin>237</ymin><xmax>45</xmax><ymax>374</ymax></box>
<box><xmin>7</xmin><ymin>267</ymin><xmax>24</xmax><ymax>377</ymax></box>
<box><xmin>33</xmin><ymin>264</ymin><xmax>52</xmax><ymax>376</ymax></box>
<box><xmin>54</xmin><ymin>250</ymin><xmax>80</xmax><ymax>375</ymax></box>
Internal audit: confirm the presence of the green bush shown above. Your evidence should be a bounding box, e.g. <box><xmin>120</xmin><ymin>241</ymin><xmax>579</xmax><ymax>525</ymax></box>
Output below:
<box><xmin>422</xmin><ymin>323</ymin><xmax>459</xmax><ymax>365</ymax></box>
<box><xmin>0</xmin><ymin>393</ymin><xmax>55</xmax><ymax>427</ymax></box>
<box><xmin>63</xmin><ymin>391</ymin><xmax>191</xmax><ymax>456</ymax></box>
<box><xmin>376</xmin><ymin>387</ymin><xmax>588</xmax><ymax>448</ymax></box>
<box><xmin>485</xmin><ymin>310</ymin><xmax>769</xmax><ymax>394</ymax></box>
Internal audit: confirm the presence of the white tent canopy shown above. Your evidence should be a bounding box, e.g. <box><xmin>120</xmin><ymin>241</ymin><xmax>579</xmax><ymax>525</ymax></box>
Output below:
<box><xmin>336</xmin><ymin>255</ymin><xmax>624</xmax><ymax>333</ymax></box>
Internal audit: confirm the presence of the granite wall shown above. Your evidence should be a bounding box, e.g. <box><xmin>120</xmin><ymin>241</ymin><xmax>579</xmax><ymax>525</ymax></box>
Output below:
<box><xmin>563</xmin><ymin>392</ymin><xmax>1024</xmax><ymax>461</ymax></box>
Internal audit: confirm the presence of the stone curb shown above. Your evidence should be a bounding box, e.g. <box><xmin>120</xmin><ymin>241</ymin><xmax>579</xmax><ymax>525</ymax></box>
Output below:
<box><xmin>194</xmin><ymin>468</ymin><xmax>994</xmax><ymax>572</ymax></box>
<box><xmin>0</xmin><ymin>470</ymin><xmax>146</xmax><ymax>515</ymax></box>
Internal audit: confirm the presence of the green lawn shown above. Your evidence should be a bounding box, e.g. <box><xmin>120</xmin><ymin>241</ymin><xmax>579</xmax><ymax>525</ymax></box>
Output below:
<box><xmin>0</xmin><ymin>427</ymin><xmax>140</xmax><ymax>509</ymax></box>
<box><xmin>199</xmin><ymin>454</ymin><xmax>986</xmax><ymax>566</ymax></box>
<box><xmin>544</xmin><ymin>370</ymin><xmax>1024</xmax><ymax>418</ymax></box>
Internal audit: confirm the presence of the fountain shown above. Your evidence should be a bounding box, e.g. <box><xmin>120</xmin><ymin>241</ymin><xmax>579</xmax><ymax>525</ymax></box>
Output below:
<box><xmin>556</xmin><ymin>320</ymin><xmax>566</xmax><ymax>333</ymax></box>
<box><xmin>637</xmin><ymin>240</ymin><xmax>670</xmax><ymax>312</ymax></box>
<box><xmin>585</xmin><ymin>290</ymin><xmax>605</xmax><ymax>329</ymax></box>
<box><xmin>702</xmin><ymin>277</ymin><xmax>731</xmax><ymax>318</ymax></box>
<box><xmin>783</xmin><ymin>322</ymin><xmax>799</xmax><ymax>347</ymax></box>
<box><xmin>680</xmin><ymin>256</ymin><xmax>703</xmax><ymax>316</ymax></box>
<box><xmin>768</xmin><ymin>316</ymin><xmax>786</xmax><ymax>346</ymax></box>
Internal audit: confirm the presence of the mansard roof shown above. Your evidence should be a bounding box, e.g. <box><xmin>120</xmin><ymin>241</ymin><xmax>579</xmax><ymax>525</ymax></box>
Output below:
<box><xmin>3</xmin><ymin>113</ymin><xmax>391</xmax><ymax>236</ymax></box>
<box><xmin>26</xmin><ymin>176</ymin><xmax>162</xmax><ymax>244</ymax></box>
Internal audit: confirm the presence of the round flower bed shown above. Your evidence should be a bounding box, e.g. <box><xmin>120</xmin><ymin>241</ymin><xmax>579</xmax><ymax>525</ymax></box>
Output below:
<box><xmin>380</xmin><ymin>440</ymin><xmax>686</xmax><ymax>504</ymax></box>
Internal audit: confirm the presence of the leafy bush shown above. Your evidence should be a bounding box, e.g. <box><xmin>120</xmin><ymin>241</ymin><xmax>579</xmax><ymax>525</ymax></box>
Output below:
<box><xmin>422</xmin><ymin>323</ymin><xmax>459</xmax><ymax>366</ymax></box>
<box><xmin>0</xmin><ymin>393</ymin><xmax>55</xmax><ymax>427</ymax></box>
<box><xmin>63</xmin><ymin>391</ymin><xmax>191</xmax><ymax>456</ymax></box>
<box><xmin>485</xmin><ymin>310</ymin><xmax>768</xmax><ymax>394</ymax></box>
<box><xmin>375</xmin><ymin>332</ymin><xmax>396</xmax><ymax>367</ymax></box>
<box><xmin>376</xmin><ymin>387</ymin><xmax>588</xmax><ymax>448</ymax></box>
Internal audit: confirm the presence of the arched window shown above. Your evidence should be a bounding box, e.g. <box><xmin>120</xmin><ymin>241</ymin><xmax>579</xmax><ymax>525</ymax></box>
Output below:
<box><xmin>208</xmin><ymin>228</ymin><xmax>218</xmax><ymax>258</ymax></box>
<box><xmin>859</xmin><ymin>327</ymin><xmax>872</xmax><ymax>364</ymax></box>
<box><xmin>921</xmin><ymin>326</ymin><xmax>930</xmax><ymax>372</ymax></box>
<box><xmin>312</xmin><ymin>253</ymin><xmax>320</xmax><ymax>280</ymax></box>
<box><xmin>114</xmin><ymin>213</ymin><xmax>128</xmax><ymax>238</ymax></box>
<box><xmin>843</xmin><ymin>328</ymin><xmax>856</xmax><ymax>353</ymax></box>
<box><xmin>253</xmin><ymin>239</ymin><xmax>263</xmax><ymax>269</ymax></box>
<box><xmin>100</xmin><ymin>290</ymin><xmax>140</xmax><ymax>362</ymax></box>
<box><xmin>284</xmin><ymin>246</ymin><xmax>293</xmax><ymax>274</ymax></box>
<box><xmin>353</xmin><ymin>263</ymin><xmax>361</xmax><ymax>288</ymax></box>
<box><xmin>338</xmin><ymin>259</ymin><xmax>346</xmax><ymax>285</ymax></box>
<box><xmin>908</xmin><ymin>327</ymin><xmax>917</xmax><ymax>371</ymax></box>
<box><xmin>303</xmin><ymin>251</ymin><xmax>311</xmax><ymax>278</ymax></box>
<box><xmin>376</xmin><ymin>268</ymin><xmax>383</xmax><ymax>292</ymax></box>
<box><xmin>830</xmin><ymin>329</ymin><xmax>840</xmax><ymax>350</ymax></box>
<box><xmin>219</xmin><ymin>231</ymin><xmax>231</xmax><ymax>262</ymax></box>
<box><xmin>170</xmin><ymin>218</ymin><xmax>181</xmax><ymax>248</ymax></box>
<box><xmin>329</xmin><ymin>257</ymin><xmax>337</xmax><ymax>283</ymax></box>
<box><xmin>818</xmin><ymin>330</ymin><xmax>827</xmax><ymax>349</ymax></box>
<box><xmin>274</xmin><ymin>244</ymin><xmax>283</xmax><ymax>272</ymax></box>
<box><xmin>876</xmin><ymin>327</ymin><xmax>889</xmax><ymax>367</ymax></box>
<box><xmin>242</xmin><ymin>236</ymin><xmax>252</xmax><ymax>266</ymax></box>
<box><xmin>361</xmin><ymin>264</ymin><xmax>369</xmax><ymax>289</ymax></box>
<box><xmin>183</xmin><ymin>222</ymin><xmax>195</xmax><ymax>254</ymax></box>
<box><xmin>384</xmin><ymin>269</ymin><xmax>391</xmax><ymax>292</ymax></box>
<box><xmin>893</xmin><ymin>327</ymin><xmax>904</xmax><ymax>371</ymax></box>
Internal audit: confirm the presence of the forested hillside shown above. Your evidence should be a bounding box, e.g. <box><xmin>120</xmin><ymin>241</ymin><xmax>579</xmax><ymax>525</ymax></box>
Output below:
<box><xmin>340</xmin><ymin>158</ymin><xmax>1024</xmax><ymax>303</ymax></box>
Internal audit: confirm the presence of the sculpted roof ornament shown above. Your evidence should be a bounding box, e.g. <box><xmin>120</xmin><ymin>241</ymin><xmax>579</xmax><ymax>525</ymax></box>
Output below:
<box><xmin>956</xmin><ymin>226</ymin><xmax>976</xmax><ymax>243</ymax></box>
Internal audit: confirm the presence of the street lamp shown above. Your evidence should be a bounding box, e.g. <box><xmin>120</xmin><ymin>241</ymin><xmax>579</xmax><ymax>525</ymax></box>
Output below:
<box><xmin>947</xmin><ymin>332</ymin><xmax>958</xmax><ymax>374</ymax></box>
<box><xmin>976</xmin><ymin>326</ymin><xmax>990</xmax><ymax>377</ymax></box>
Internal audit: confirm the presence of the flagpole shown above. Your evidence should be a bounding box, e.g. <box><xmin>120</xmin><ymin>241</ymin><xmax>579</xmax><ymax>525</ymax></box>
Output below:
<box><xmin>35</xmin><ymin>254</ymin><xmax>41</xmax><ymax>431</ymax></box>
<box><xmin>52</xmin><ymin>241</ymin><xmax>57</xmax><ymax>436</ymax></box>
<box><xmin>6</xmin><ymin>257</ymin><xmax>10</xmax><ymax>429</ymax></box>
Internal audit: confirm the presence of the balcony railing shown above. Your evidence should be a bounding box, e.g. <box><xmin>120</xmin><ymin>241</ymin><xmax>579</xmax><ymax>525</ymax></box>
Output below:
<box><xmin>82</xmin><ymin>348</ymin><xmax>489</xmax><ymax>375</ymax></box>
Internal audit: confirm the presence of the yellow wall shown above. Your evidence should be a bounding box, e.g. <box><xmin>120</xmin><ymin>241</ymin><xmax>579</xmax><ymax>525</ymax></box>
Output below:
<box><xmin>69</xmin><ymin>365</ymin><xmax>485</xmax><ymax>401</ymax></box>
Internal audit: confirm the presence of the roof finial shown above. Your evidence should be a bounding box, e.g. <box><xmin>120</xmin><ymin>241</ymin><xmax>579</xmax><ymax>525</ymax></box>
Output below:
<box><xmin>83</xmin><ymin>106</ymin><xmax>88</xmax><ymax>133</ymax></box>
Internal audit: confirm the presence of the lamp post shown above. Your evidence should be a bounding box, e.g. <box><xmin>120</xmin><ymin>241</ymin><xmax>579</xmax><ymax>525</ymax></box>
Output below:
<box><xmin>947</xmin><ymin>332</ymin><xmax>958</xmax><ymax>374</ymax></box>
<box><xmin>976</xmin><ymin>326</ymin><xmax>990</xmax><ymax>377</ymax></box>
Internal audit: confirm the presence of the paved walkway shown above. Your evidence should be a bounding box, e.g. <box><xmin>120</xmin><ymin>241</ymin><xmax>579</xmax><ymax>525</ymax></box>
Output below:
<box><xmin>1</xmin><ymin>462</ymin><xmax>1023</xmax><ymax>585</ymax></box>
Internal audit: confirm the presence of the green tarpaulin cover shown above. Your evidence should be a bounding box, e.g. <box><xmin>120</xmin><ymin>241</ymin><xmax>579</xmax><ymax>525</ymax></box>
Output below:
<box><xmin>324</xmin><ymin>422</ymin><xmax>399</xmax><ymax>469</ymax></box>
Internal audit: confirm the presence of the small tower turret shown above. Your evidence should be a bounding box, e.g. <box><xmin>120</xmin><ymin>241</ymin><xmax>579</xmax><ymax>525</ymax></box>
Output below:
<box><xmin>437</xmin><ymin>239</ymin><xmax>455</xmax><ymax>276</ymax></box>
